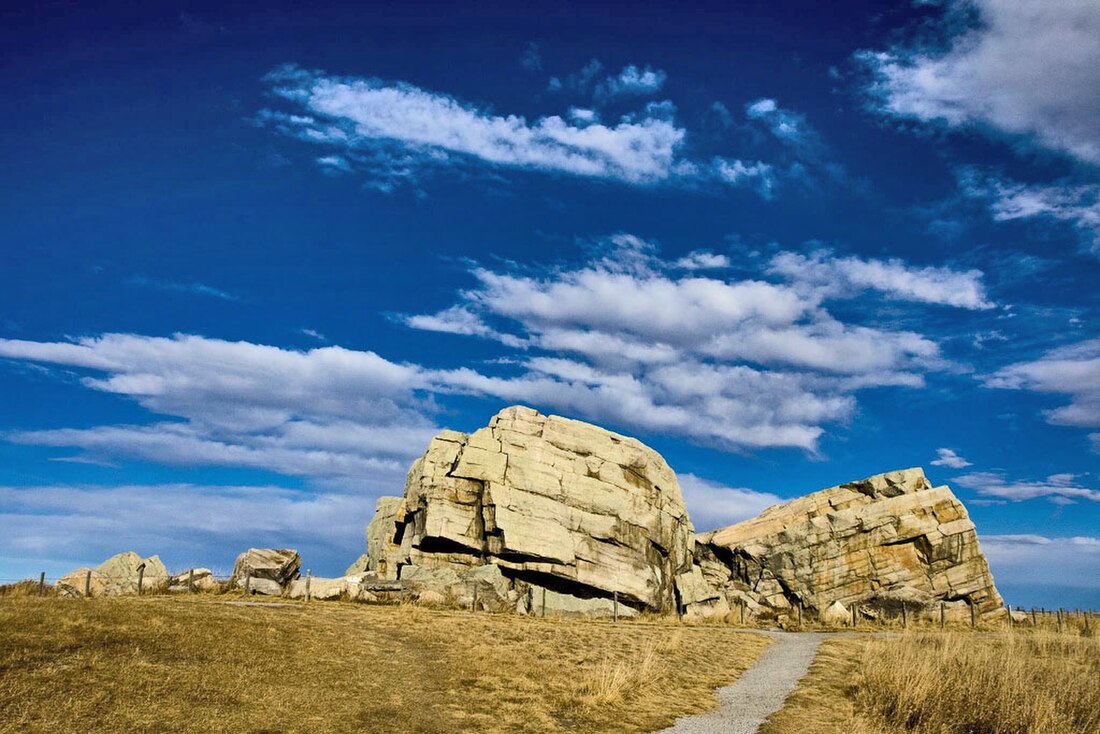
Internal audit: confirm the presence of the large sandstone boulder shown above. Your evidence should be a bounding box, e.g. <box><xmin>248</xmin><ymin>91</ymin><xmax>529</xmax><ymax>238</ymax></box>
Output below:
<box><xmin>690</xmin><ymin>468</ymin><xmax>1004</xmax><ymax>620</ymax></box>
<box><xmin>57</xmin><ymin>552</ymin><xmax>168</xmax><ymax>597</ymax></box>
<box><xmin>230</xmin><ymin>548</ymin><xmax>301</xmax><ymax>596</ymax></box>
<box><xmin>359</xmin><ymin>406</ymin><xmax>695</xmax><ymax>613</ymax></box>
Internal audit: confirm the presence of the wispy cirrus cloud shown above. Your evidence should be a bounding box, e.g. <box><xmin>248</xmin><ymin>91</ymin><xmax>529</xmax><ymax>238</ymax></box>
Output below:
<box><xmin>0</xmin><ymin>333</ymin><xmax>440</xmax><ymax>488</ymax></box>
<box><xmin>985</xmin><ymin>338</ymin><xmax>1100</xmax><ymax>432</ymax></box>
<box><xmin>128</xmin><ymin>276</ymin><xmax>238</xmax><ymax>301</ymax></box>
<box><xmin>858</xmin><ymin>0</ymin><xmax>1100</xmax><ymax>166</ymax></box>
<box><xmin>954</xmin><ymin>471</ymin><xmax>1100</xmax><ymax>504</ymax></box>
<box><xmin>0</xmin><ymin>483</ymin><xmax>373</xmax><ymax>576</ymax></box>
<box><xmin>959</xmin><ymin>171</ymin><xmax>1100</xmax><ymax>254</ymax></box>
<box><xmin>259</xmin><ymin>64</ymin><xmax>772</xmax><ymax>195</ymax></box>
<box><xmin>767</xmin><ymin>250</ymin><xmax>994</xmax><ymax>309</ymax></box>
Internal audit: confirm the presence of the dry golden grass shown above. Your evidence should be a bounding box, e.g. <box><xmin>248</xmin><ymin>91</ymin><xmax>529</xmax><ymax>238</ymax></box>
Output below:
<box><xmin>762</xmin><ymin>630</ymin><xmax>1100</xmax><ymax>734</ymax></box>
<box><xmin>0</xmin><ymin>596</ymin><xmax>767</xmax><ymax>733</ymax></box>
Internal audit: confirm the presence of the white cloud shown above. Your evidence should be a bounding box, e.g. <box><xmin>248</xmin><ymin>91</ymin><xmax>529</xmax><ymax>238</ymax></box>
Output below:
<box><xmin>0</xmin><ymin>333</ymin><xmax>439</xmax><ymax>487</ymax></box>
<box><xmin>261</xmin><ymin>65</ymin><xmax>770</xmax><ymax>194</ymax></box>
<box><xmin>672</xmin><ymin>250</ymin><xmax>731</xmax><ymax>270</ymax></box>
<box><xmin>128</xmin><ymin>276</ymin><xmax>238</xmax><ymax>301</ymax></box>
<box><xmin>860</xmin><ymin>0</ymin><xmax>1100</xmax><ymax>165</ymax></box>
<box><xmin>767</xmin><ymin>250</ymin><xmax>994</xmax><ymax>309</ymax></box>
<box><xmin>677</xmin><ymin>474</ymin><xmax>782</xmax><ymax>532</ymax></box>
<box><xmin>954</xmin><ymin>471</ymin><xmax>1100</xmax><ymax>503</ymax></box>
<box><xmin>597</xmin><ymin>64</ymin><xmax>667</xmax><ymax>98</ymax></box>
<box><xmin>982</xmin><ymin>534</ymin><xmax>1100</xmax><ymax>594</ymax></box>
<box><xmin>931</xmin><ymin>447</ymin><xmax>972</xmax><ymax>468</ymax></box>
<box><xmin>0</xmin><ymin>483</ymin><xmax>374</xmax><ymax>578</ymax></box>
<box><xmin>746</xmin><ymin>97</ymin><xmax>810</xmax><ymax>147</ymax></box>
<box><xmin>960</xmin><ymin>172</ymin><xmax>1100</xmax><ymax>254</ymax></box>
<box><xmin>403</xmin><ymin>235</ymin><xmax>979</xmax><ymax>451</ymax></box>
<box><xmin>985</xmin><ymin>338</ymin><xmax>1100</xmax><ymax>429</ymax></box>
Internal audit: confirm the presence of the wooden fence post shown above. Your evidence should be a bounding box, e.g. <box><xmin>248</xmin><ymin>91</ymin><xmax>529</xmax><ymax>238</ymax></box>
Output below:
<box><xmin>970</xmin><ymin>601</ymin><xmax>976</xmax><ymax>629</ymax></box>
<box><xmin>244</xmin><ymin>571</ymin><xmax>251</xmax><ymax>596</ymax></box>
<box><xmin>797</xmin><ymin>600</ymin><xmax>802</xmax><ymax>628</ymax></box>
<box><xmin>739</xmin><ymin>600</ymin><xmax>745</xmax><ymax>625</ymax></box>
<box><xmin>137</xmin><ymin>563</ymin><xmax>145</xmax><ymax>596</ymax></box>
<box><xmin>1057</xmin><ymin>608</ymin><xmax>1063</xmax><ymax>633</ymax></box>
<box><xmin>1030</xmin><ymin>608</ymin><xmax>1037</xmax><ymax>626</ymax></box>
<box><xmin>188</xmin><ymin>568</ymin><xmax>195</xmax><ymax>593</ymax></box>
<box><xmin>851</xmin><ymin>604</ymin><xmax>857</xmax><ymax>628</ymax></box>
<box><xmin>305</xmin><ymin>569</ymin><xmax>312</xmax><ymax>603</ymax></box>
<box><xmin>85</xmin><ymin>569</ymin><xmax>92</xmax><ymax>597</ymax></box>
<box><xmin>541</xmin><ymin>587</ymin><xmax>546</xmax><ymax>618</ymax></box>
<box><xmin>613</xmin><ymin>590</ymin><xmax>618</xmax><ymax>622</ymax></box>
<box><xmin>902</xmin><ymin>603</ymin><xmax>908</xmax><ymax>629</ymax></box>
<box><xmin>940</xmin><ymin>602</ymin><xmax>945</xmax><ymax>629</ymax></box>
<box><xmin>38</xmin><ymin>571</ymin><xmax>45</xmax><ymax>597</ymax></box>
<box><xmin>471</xmin><ymin>582</ymin><xmax>478</xmax><ymax>612</ymax></box>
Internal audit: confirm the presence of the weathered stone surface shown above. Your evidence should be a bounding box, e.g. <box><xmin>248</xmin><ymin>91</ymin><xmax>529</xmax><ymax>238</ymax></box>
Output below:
<box><xmin>230</xmin><ymin>548</ymin><xmax>301</xmax><ymax>596</ymax></box>
<box><xmin>691</xmin><ymin>468</ymin><xmax>1004</xmax><ymax>620</ymax></box>
<box><xmin>364</xmin><ymin>406</ymin><xmax>694</xmax><ymax>613</ymax></box>
<box><xmin>287</xmin><ymin>576</ymin><xmax>346</xmax><ymax>600</ymax></box>
<box><xmin>168</xmin><ymin>568</ymin><xmax>220</xmax><ymax>593</ymax></box>
<box><xmin>58</xmin><ymin>552</ymin><xmax>168</xmax><ymax>596</ymax></box>
<box><xmin>822</xmin><ymin>601</ymin><xmax>849</xmax><ymax>625</ymax></box>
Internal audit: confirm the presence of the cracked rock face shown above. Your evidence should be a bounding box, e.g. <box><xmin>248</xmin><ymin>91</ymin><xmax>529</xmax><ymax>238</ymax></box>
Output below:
<box><xmin>371</xmin><ymin>405</ymin><xmax>695</xmax><ymax>612</ymax></box>
<box><xmin>691</xmin><ymin>468</ymin><xmax>1005</xmax><ymax>619</ymax></box>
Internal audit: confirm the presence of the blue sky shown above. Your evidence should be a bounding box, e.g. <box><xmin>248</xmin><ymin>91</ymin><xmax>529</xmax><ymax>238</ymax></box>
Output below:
<box><xmin>1</xmin><ymin>0</ymin><xmax>1098</xmax><ymax>607</ymax></box>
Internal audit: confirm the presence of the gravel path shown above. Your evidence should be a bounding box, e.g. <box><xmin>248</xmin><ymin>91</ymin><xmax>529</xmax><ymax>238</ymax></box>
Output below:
<box><xmin>657</xmin><ymin>631</ymin><xmax>824</xmax><ymax>734</ymax></box>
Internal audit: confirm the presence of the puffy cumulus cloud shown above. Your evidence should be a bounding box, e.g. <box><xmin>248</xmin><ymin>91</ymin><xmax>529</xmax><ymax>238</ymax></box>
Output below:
<box><xmin>982</xmin><ymin>534</ymin><xmax>1100</xmax><ymax>596</ymax></box>
<box><xmin>985</xmin><ymin>338</ymin><xmax>1100</xmax><ymax>429</ymax></box>
<box><xmin>672</xmin><ymin>250</ymin><xmax>732</xmax><ymax>270</ymax></box>
<box><xmin>931</xmin><ymin>447</ymin><xmax>972</xmax><ymax>468</ymax></box>
<box><xmin>959</xmin><ymin>172</ymin><xmax>1100</xmax><ymax>254</ymax></box>
<box><xmin>260</xmin><ymin>65</ymin><xmax>770</xmax><ymax>194</ymax></box>
<box><xmin>767</xmin><ymin>250</ymin><xmax>994</xmax><ymax>309</ymax></box>
<box><xmin>0</xmin><ymin>483</ymin><xmax>373</xmax><ymax>577</ymax></box>
<box><xmin>0</xmin><ymin>333</ymin><xmax>440</xmax><ymax>487</ymax></box>
<box><xmin>677</xmin><ymin>474</ymin><xmax>782</xmax><ymax>532</ymax></box>
<box><xmin>404</xmin><ymin>235</ymin><xmax>984</xmax><ymax>451</ymax></box>
<box><xmin>859</xmin><ymin>0</ymin><xmax>1100</xmax><ymax>165</ymax></box>
<box><xmin>954</xmin><ymin>471</ymin><xmax>1100</xmax><ymax>503</ymax></box>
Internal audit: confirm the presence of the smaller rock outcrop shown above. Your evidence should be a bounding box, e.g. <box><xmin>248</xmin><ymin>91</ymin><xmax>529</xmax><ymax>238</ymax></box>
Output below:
<box><xmin>230</xmin><ymin>548</ymin><xmax>301</xmax><ymax>596</ymax></box>
<box><xmin>168</xmin><ymin>568</ymin><xmax>220</xmax><ymax>593</ymax></box>
<box><xmin>690</xmin><ymin>468</ymin><xmax>1004</xmax><ymax>622</ymax></box>
<box><xmin>57</xmin><ymin>552</ymin><xmax>168</xmax><ymax>597</ymax></box>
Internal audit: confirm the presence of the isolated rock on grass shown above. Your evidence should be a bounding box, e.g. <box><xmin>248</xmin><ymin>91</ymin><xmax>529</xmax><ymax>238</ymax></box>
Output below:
<box><xmin>168</xmin><ymin>568</ymin><xmax>219</xmax><ymax>593</ymax></box>
<box><xmin>692</xmin><ymin>468</ymin><xmax>1005</xmax><ymax>621</ymax></box>
<box><xmin>821</xmin><ymin>600</ymin><xmax>849</xmax><ymax>625</ymax></box>
<box><xmin>57</xmin><ymin>551</ymin><xmax>168</xmax><ymax>597</ymax></box>
<box><xmin>230</xmin><ymin>548</ymin><xmax>301</xmax><ymax>596</ymax></box>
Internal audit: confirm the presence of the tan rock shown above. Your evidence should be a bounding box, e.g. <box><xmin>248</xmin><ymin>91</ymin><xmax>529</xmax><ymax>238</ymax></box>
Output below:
<box><xmin>58</xmin><ymin>552</ymin><xmax>168</xmax><ymax>596</ymax></box>
<box><xmin>691</xmin><ymin>468</ymin><xmax>1005</xmax><ymax>620</ymax></box>
<box><xmin>168</xmin><ymin>568</ymin><xmax>220</xmax><ymax>593</ymax></box>
<box><xmin>230</xmin><ymin>548</ymin><xmax>301</xmax><ymax>596</ymax></box>
<box><xmin>371</xmin><ymin>406</ymin><xmax>694</xmax><ymax>613</ymax></box>
<box><xmin>821</xmin><ymin>601</ymin><xmax>850</xmax><ymax>625</ymax></box>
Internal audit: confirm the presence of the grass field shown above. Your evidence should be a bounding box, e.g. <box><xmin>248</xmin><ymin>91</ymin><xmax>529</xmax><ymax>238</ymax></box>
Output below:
<box><xmin>0</xmin><ymin>596</ymin><xmax>768</xmax><ymax>734</ymax></box>
<box><xmin>761</xmin><ymin>630</ymin><xmax>1100</xmax><ymax>734</ymax></box>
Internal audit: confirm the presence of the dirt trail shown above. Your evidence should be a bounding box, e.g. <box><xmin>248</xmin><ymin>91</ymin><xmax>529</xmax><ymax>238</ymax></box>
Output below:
<box><xmin>657</xmin><ymin>631</ymin><xmax>824</xmax><ymax>734</ymax></box>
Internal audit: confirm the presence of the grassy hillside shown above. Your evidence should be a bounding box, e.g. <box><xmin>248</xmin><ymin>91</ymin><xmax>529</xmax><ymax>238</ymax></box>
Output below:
<box><xmin>0</xmin><ymin>596</ymin><xmax>767</xmax><ymax>734</ymax></box>
<box><xmin>762</xmin><ymin>630</ymin><xmax>1100</xmax><ymax>734</ymax></box>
